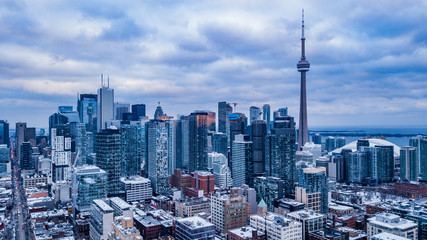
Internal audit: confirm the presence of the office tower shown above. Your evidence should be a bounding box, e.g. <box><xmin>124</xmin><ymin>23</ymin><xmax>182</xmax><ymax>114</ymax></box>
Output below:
<box><xmin>218</xmin><ymin>101</ymin><xmax>233</xmax><ymax>134</ymax></box>
<box><xmin>232</xmin><ymin>134</ymin><xmax>253</xmax><ymax>187</ymax></box>
<box><xmin>250</xmin><ymin>213</ymin><xmax>302</xmax><ymax>240</ymax></box>
<box><xmin>72</xmin><ymin>123</ymin><xmax>90</xmax><ymax>166</ymax></box>
<box><xmin>212</xmin><ymin>132</ymin><xmax>228</xmax><ymax>157</ymax></box>
<box><xmin>0</xmin><ymin>145</ymin><xmax>10</xmax><ymax>174</ymax></box>
<box><xmin>410</xmin><ymin>135</ymin><xmax>427</xmax><ymax>180</ymax></box>
<box><xmin>328</xmin><ymin>155</ymin><xmax>345</xmax><ymax>182</ymax></box>
<box><xmin>167</xmin><ymin>120</ymin><xmax>178</xmax><ymax>175</ymax></box>
<box><xmin>154</xmin><ymin>102</ymin><xmax>165</xmax><ymax>120</ymax></box>
<box><xmin>325</xmin><ymin>136</ymin><xmax>336</xmax><ymax>152</ymax></box>
<box><xmin>77</xmin><ymin>93</ymin><xmax>97</xmax><ymax>132</ymax></box>
<box><xmin>252</xmin><ymin>120</ymin><xmax>267</xmax><ymax>176</ymax></box>
<box><xmin>120</xmin><ymin>121</ymin><xmax>144</xmax><ymax>177</ymax></box>
<box><xmin>296</xmin><ymin>167</ymin><xmax>328</xmax><ymax>213</ymax></box>
<box><xmin>211</xmin><ymin>153</ymin><xmax>233</xmax><ymax>188</ymax></box>
<box><xmin>97</xmin><ymin>78</ymin><xmax>114</xmax><ymax>132</ymax></box>
<box><xmin>16</xmin><ymin>122</ymin><xmax>26</xmax><ymax>160</ymax></box>
<box><xmin>347</xmin><ymin>152</ymin><xmax>368</xmax><ymax>183</ymax></box>
<box><xmin>175</xmin><ymin>216</ymin><xmax>215</xmax><ymax>240</ymax></box>
<box><xmin>51</xmin><ymin>126</ymin><xmax>72</xmax><ymax>182</ymax></box>
<box><xmin>177</xmin><ymin>116</ymin><xmax>190</xmax><ymax>169</ymax></box>
<box><xmin>265</xmin><ymin>116</ymin><xmax>296</xmax><ymax>197</ymax></box>
<box><xmin>114</xmin><ymin>102</ymin><xmax>130</xmax><ymax>120</ymax></box>
<box><xmin>211</xmin><ymin>188</ymin><xmax>250</xmax><ymax>233</ymax></box>
<box><xmin>72</xmin><ymin>165</ymin><xmax>107</xmax><ymax>212</ymax></box>
<box><xmin>20</xmin><ymin>142</ymin><xmax>33</xmax><ymax>170</ymax></box>
<box><xmin>400</xmin><ymin>147</ymin><xmax>417</xmax><ymax>181</ymax></box>
<box><xmin>228</xmin><ymin>113</ymin><xmax>247</xmax><ymax>144</ymax></box>
<box><xmin>132</xmin><ymin>104</ymin><xmax>146</xmax><ymax>120</ymax></box>
<box><xmin>249</xmin><ymin>106</ymin><xmax>260</xmax><ymax>125</ymax></box>
<box><xmin>297</xmin><ymin>10</ymin><xmax>310</xmax><ymax>150</ymax></box>
<box><xmin>95</xmin><ymin>128</ymin><xmax>121</xmax><ymax>197</ymax></box>
<box><xmin>120</xmin><ymin>176</ymin><xmax>152</xmax><ymax>203</ymax></box>
<box><xmin>254</xmin><ymin>176</ymin><xmax>284</xmax><ymax>212</ymax></box>
<box><xmin>189</xmin><ymin>111</ymin><xmax>210</xmax><ymax>172</ymax></box>
<box><xmin>146</xmin><ymin>120</ymin><xmax>170</xmax><ymax>195</ymax></box>
<box><xmin>0</xmin><ymin>120</ymin><xmax>9</xmax><ymax>147</ymax></box>
<box><xmin>360</xmin><ymin>145</ymin><xmax>394</xmax><ymax>183</ymax></box>
<box><xmin>336</xmin><ymin>137</ymin><xmax>346</xmax><ymax>149</ymax></box>
<box><xmin>311</xmin><ymin>133</ymin><xmax>321</xmax><ymax>144</ymax></box>
<box><xmin>262</xmin><ymin>104</ymin><xmax>271</xmax><ymax>132</ymax></box>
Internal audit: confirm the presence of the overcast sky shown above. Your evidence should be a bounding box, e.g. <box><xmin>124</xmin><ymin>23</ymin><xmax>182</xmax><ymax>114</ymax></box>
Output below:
<box><xmin>1</xmin><ymin>0</ymin><xmax>427</xmax><ymax>129</ymax></box>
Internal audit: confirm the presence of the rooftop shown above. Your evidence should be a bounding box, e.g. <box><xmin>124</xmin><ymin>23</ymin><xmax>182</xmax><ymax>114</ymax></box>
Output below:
<box><xmin>330</xmin><ymin>139</ymin><xmax>400</xmax><ymax>157</ymax></box>
<box><xmin>228</xmin><ymin>226</ymin><xmax>264</xmax><ymax>238</ymax></box>
<box><xmin>372</xmin><ymin>232</ymin><xmax>410</xmax><ymax>240</ymax></box>
<box><xmin>176</xmin><ymin>216</ymin><xmax>214</xmax><ymax>229</ymax></box>
<box><xmin>93</xmin><ymin>199</ymin><xmax>114</xmax><ymax>213</ymax></box>
<box><xmin>120</xmin><ymin>176</ymin><xmax>151</xmax><ymax>184</ymax></box>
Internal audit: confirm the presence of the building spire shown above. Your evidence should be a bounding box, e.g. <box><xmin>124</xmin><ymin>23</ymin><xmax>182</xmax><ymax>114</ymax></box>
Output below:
<box><xmin>302</xmin><ymin>9</ymin><xmax>305</xmax><ymax>39</ymax></box>
<box><xmin>301</xmin><ymin>9</ymin><xmax>306</xmax><ymax>60</ymax></box>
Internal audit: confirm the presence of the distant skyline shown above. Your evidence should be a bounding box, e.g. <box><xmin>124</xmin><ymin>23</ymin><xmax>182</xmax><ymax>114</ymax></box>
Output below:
<box><xmin>1</xmin><ymin>0</ymin><xmax>427</xmax><ymax>128</ymax></box>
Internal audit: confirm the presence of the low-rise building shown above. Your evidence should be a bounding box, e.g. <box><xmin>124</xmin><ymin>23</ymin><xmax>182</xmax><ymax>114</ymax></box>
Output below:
<box><xmin>286</xmin><ymin>210</ymin><xmax>326</xmax><ymax>240</ymax></box>
<box><xmin>372</xmin><ymin>232</ymin><xmax>410</xmax><ymax>240</ymax></box>
<box><xmin>120</xmin><ymin>176</ymin><xmax>152</xmax><ymax>203</ymax></box>
<box><xmin>227</xmin><ymin>226</ymin><xmax>266</xmax><ymax>240</ymax></box>
<box><xmin>109</xmin><ymin>216</ymin><xmax>142</xmax><ymax>240</ymax></box>
<box><xmin>175</xmin><ymin>216</ymin><xmax>215</xmax><ymax>240</ymax></box>
<box><xmin>367</xmin><ymin>213</ymin><xmax>418</xmax><ymax>240</ymax></box>
<box><xmin>328</xmin><ymin>203</ymin><xmax>354</xmax><ymax>217</ymax></box>
<box><xmin>250</xmin><ymin>213</ymin><xmax>302</xmax><ymax>240</ymax></box>
<box><xmin>175</xmin><ymin>197</ymin><xmax>211</xmax><ymax>218</ymax></box>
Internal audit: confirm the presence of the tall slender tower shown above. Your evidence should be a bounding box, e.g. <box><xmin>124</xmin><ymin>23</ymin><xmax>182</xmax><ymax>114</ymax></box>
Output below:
<box><xmin>297</xmin><ymin>9</ymin><xmax>310</xmax><ymax>150</ymax></box>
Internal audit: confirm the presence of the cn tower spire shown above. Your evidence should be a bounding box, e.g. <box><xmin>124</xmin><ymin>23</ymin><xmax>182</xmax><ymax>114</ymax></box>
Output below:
<box><xmin>297</xmin><ymin>9</ymin><xmax>310</xmax><ymax>150</ymax></box>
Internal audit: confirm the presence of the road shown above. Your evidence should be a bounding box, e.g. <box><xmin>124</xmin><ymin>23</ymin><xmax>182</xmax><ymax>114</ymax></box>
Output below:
<box><xmin>9</xmin><ymin>141</ymin><xmax>32</xmax><ymax>240</ymax></box>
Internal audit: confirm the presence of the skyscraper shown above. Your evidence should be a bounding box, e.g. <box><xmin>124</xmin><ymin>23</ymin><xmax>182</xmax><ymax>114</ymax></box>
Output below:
<box><xmin>265</xmin><ymin>116</ymin><xmax>296</xmax><ymax>197</ymax></box>
<box><xmin>0</xmin><ymin>120</ymin><xmax>9</xmax><ymax>147</ymax></box>
<box><xmin>410</xmin><ymin>135</ymin><xmax>427</xmax><ymax>180</ymax></box>
<box><xmin>254</xmin><ymin>176</ymin><xmax>284</xmax><ymax>212</ymax></box>
<box><xmin>249</xmin><ymin>106</ymin><xmax>261</xmax><ymax>125</ymax></box>
<box><xmin>97</xmin><ymin>77</ymin><xmax>114</xmax><ymax>132</ymax></box>
<box><xmin>51</xmin><ymin>125</ymin><xmax>72</xmax><ymax>182</ymax></box>
<box><xmin>297</xmin><ymin>10</ymin><xmax>310</xmax><ymax>150</ymax></box>
<box><xmin>251</xmin><ymin>120</ymin><xmax>267</xmax><ymax>176</ymax></box>
<box><xmin>120</xmin><ymin>121</ymin><xmax>144</xmax><ymax>177</ymax></box>
<box><xmin>189</xmin><ymin>111</ymin><xmax>210</xmax><ymax>172</ymax></box>
<box><xmin>132</xmin><ymin>104</ymin><xmax>146</xmax><ymax>120</ymax></box>
<box><xmin>218</xmin><ymin>101</ymin><xmax>232</xmax><ymax>134</ymax></box>
<box><xmin>296</xmin><ymin>167</ymin><xmax>328</xmax><ymax>213</ymax></box>
<box><xmin>231</xmin><ymin>134</ymin><xmax>253</xmax><ymax>187</ymax></box>
<box><xmin>95</xmin><ymin>128</ymin><xmax>122</xmax><ymax>197</ymax></box>
<box><xmin>400</xmin><ymin>146</ymin><xmax>417</xmax><ymax>181</ymax></box>
<box><xmin>146</xmin><ymin>120</ymin><xmax>170</xmax><ymax>195</ymax></box>
<box><xmin>77</xmin><ymin>93</ymin><xmax>97</xmax><ymax>132</ymax></box>
<box><xmin>154</xmin><ymin>102</ymin><xmax>165</xmax><ymax>120</ymax></box>
<box><xmin>262</xmin><ymin>104</ymin><xmax>271</xmax><ymax>132</ymax></box>
<box><xmin>114</xmin><ymin>102</ymin><xmax>130</xmax><ymax>120</ymax></box>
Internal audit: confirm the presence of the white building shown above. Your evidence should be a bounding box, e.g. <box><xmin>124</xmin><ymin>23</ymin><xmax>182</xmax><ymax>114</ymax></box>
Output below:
<box><xmin>231</xmin><ymin>134</ymin><xmax>251</xmax><ymax>187</ymax></box>
<box><xmin>250</xmin><ymin>213</ymin><xmax>302</xmax><ymax>240</ymax></box>
<box><xmin>120</xmin><ymin>176</ymin><xmax>152</xmax><ymax>202</ymax></box>
<box><xmin>175</xmin><ymin>216</ymin><xmax>215</xmax><ymax>240</ymax></box>
<box><xmin>51</xmin><ymin>127</ymin><xmax>72</xmax><ymax>182</ymax></box>
<box><xmin>89</xmin><ymin>199</ymin><xmax>114</xmax><ymax>240</ymax></box>
<box><xmin>372</xmin><ymin>232</ymin><xmax>410</xmax><ymax>240</ymax></box>
<box><xmin>367</xmin><ymin>213</ymin><xmax>418</xmax><ymax>240</ymax></box>
<box><xmin>285</xmin><ymin>210</ymin><xmax>326</xmax><ymax>240</ymax></box>
<box><xmin>210</xmin><ymin>152</ymin><xmax>233</xmax><ymax>188</ymax></box>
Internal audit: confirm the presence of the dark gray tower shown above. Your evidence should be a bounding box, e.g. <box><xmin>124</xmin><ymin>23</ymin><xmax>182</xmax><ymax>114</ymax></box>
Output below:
<box><xmin>297</xmin><ymin>9</ymin><xmax>310</xmax><ymax>150</ymax></box>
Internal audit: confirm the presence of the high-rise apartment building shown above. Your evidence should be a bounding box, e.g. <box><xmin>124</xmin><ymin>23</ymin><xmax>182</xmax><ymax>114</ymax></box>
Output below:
<box><xmin>265</xmin><ymin>116</ymin><xmax>296</xmax><ymax>197</ymax></box>
<box><xmin>0</xmin><ymin>120</ymin><xmax>9</xmax><ymax>147</ymax></box>
<box><xmin>167</xmin><ymin>119</ymin><xmax>178</xmax><ymax>175</ymax></box>
<box><xmin>360</xmin><ymin>145</ymin><xmax>394</xmax><ymax>183</ymax></box>
<box><xmin>189</xmin><ymin>111</ymin><xmax>211</xmax><ymax>172</ymax></box>
<box><xmin>232</xmin><ymin>134</ymin><xmax>253</xmax><ymax>187</ymax></box>
<box><xmin>0</xmin><ymin>145</ymin><xmax>10</xmax><ymax>174</ymax></box>
<box><xmin>400</xmin><ymin>146</ymin><xmax>418</xmax><ymax>181</ymax></box>
<box><xmin>51</xmin><ymin>126</ymin><xmax>72</xmax><ymax>182</ymax></box>
<box><xmin>121</xmin><ymin>121</ymin><xmax>144</xmax><ymax>177</ymax></box>
<box><xmin>97</xmin><ymin>80</ymin><xmax>114</xmax><ymax>132</ymax></box>
<box><xmin>218</xmin><ymin>101</ymin><xmax>233</xmax><ymax>134</ymax></box>
<box><xmin>410</xmin><ymin>135</ymin><xmax>427</xmax><ymax>180</ymax></box>
<box><xmin>211</xmin><ymin>188</ymin><xmax>250</xmax><ymax>233</ymax></box>
<box><xmin>146</xmin><ymin>120</ymin><xmax>170</xmax><ymax>195</ymax></box>
<box><xmin>295</xmin><ymin>167</ymin><xmax>328</xmax><ymax>213</ymax></box>
<box><xmin>346</xmin><ymin>152</ymin><xmax>368</xmax><ymax>183</ymax></box>
<box><xmin>254</xmin><ymin>176</ymin><xmax>284</xmax><ymax>212</ymax></box>
<box><xmin>95</xmin><ymin>128</ymin><xmax>121</xmax><ymax>197</ymax></box>
<box><xmin>77</xmin><ymin>93</ymin><xmax>97</xmax><ymax>132</ymax></box>
<box><xmin>212</xmin><ymin>132</ymin><xmax>228</xmax><ymax>157</ymax></box>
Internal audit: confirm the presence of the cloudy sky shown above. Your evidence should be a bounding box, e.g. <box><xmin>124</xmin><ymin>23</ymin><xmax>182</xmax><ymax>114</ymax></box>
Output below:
<box><xmin>1</xmin><ymin>0</ymin><xmax>427</xmax><ymax>128</ymax></box>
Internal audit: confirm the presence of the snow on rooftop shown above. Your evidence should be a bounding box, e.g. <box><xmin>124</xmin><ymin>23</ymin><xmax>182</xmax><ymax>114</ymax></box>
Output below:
<box><xmin>330</xmin><ymin>139</ymin><xmax>401</xmax><ymax>158</ymax></box>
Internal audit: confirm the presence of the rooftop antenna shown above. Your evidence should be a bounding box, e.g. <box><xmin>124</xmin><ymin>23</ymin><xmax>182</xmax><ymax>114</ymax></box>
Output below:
<box><xmin>302</xmin><ymin>9</ymin><xmax>305</xmax><ymax>39</ymax></box>
<box><xmin>301</xmin><ymin>9</ymin><xmax>306</xmax><ymax>60</ymax></box>
<box><xmin>101</xmin><ymin>73</ymin><xmax>104</xmax><ymax>87</ymax></box>
<box><xmin>107</xmin><ymin>75</ymin><xmax>110</xmax><ymax>88</ymax></box>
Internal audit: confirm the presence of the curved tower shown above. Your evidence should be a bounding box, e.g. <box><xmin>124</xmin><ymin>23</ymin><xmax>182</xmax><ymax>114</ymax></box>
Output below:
<box><xmin>297</xmin><ymin>9</ymin><xmax>310</xmax><ymax>150</ymax></box>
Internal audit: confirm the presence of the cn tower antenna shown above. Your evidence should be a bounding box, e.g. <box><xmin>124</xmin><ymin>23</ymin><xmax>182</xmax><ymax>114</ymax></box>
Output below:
<box><xmin>302</xmin><ymin>9</ymin><xmax>305</xmax><ymax>39</ymax></box>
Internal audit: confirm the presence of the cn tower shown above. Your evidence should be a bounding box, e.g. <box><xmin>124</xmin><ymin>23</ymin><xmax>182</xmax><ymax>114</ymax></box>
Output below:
<box><xmin>297</xmin><ymin>9</ymin><xmax>310</xmax><ymax>150</ymax></box>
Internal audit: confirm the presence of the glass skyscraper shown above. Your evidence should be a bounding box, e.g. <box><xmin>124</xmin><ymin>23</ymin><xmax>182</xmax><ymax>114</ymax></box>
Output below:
<box><xmin>77</xmin><ymin>93</ymin><xmax>97</xmax><ymax>132</ymax></box>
